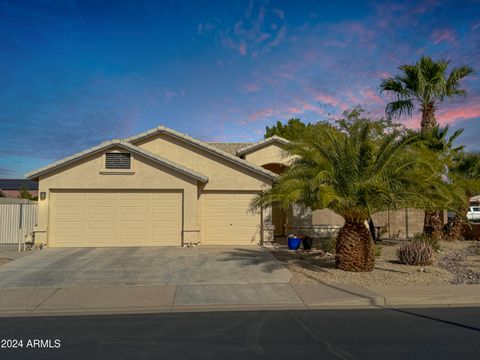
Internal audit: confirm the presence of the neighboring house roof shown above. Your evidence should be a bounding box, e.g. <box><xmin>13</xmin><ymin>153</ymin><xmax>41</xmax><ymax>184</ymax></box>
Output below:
<box><xmin>25</xmin><ymin>140</ymin><xmax>209</xmax><ymax>182</ymax></box>
<box><xmin>236</xmin><ymin>136</ymin><xmax>290</xmax><ymax>156</ymax></box>
<box><xmin>125</xmin><ymin>126</ymin><xmax>277</xmax><ymax>179</ymax></box>
<box><xmin>207</xmin><ymin>142</ymin><xmax>254</xmax><ymax>155</ymax></box>
<box><xmin>0</xmin><ymin>179</ymin><xmax>39</xmax><ymax>190</ymax></box>
<box><xmin>0</xmin><ymin>197</ymin><xmax>37</xmax><ymax>204</ymax></box>
<box><xmin>471</xmin><ymin>195</ymin><xmax>480</xmax><ymax>204</ymax></box>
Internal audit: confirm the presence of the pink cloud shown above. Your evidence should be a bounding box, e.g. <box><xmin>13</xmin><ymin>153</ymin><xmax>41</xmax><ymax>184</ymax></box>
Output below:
<box><xmin>248</xmin><ymin>107</ymin><xmax>275</xmax><ymax>122</ymax></box>
<box><xmin>431</xmin><ymin>28</ymin><xmax>457</xmax><ymax>45</ymax></box>
<box><xmin>242</xmin><ymin>83</ymin><xmax>261</xmax><ymax>93</ymax></box>
<box><xmin>363</xmin><ymin>89</ymin><xmax>383</xmax><ymax>104</ymax></box>
<box><xmin>437</xmin><ymin>103</ymin><xmax>480</xmax><ymax>124</ymax></box>
<box><xmin>239</xmin><ymin>41</ymin><xmax>247</xmax><ymax>55</ymax></box>
<box><xmin>314</xmin><ymin>92</ymin><xmax>348</xmax><ymax>110</ymax></box>
<box><xmin>299</xmin><ymin>101</ymin><xmax>326</xmax><ymax>115</ymax></box>
<box><xmin>286</xmin><ymin>106</ymin><xmax>303</xmax><ymax>114</ymax></box>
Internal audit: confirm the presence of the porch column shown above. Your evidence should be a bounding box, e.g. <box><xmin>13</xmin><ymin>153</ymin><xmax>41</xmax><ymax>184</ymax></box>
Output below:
<box><xmin>262</xmin><ymin>205</ymin><xmax>274</xmax><ymax>246</ymax></box>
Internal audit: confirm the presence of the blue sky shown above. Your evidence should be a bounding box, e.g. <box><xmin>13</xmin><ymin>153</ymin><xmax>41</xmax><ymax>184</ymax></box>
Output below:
<box><xmin>0</xmin><ymin>0</ymin><xmax>479</xmax><ymax>178</ymax></box>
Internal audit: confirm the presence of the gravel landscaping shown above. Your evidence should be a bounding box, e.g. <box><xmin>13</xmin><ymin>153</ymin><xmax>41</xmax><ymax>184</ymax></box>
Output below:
<box><xmin>269</xmin><ymin>239</ymin><xmax>479</xmax><ymax>286</ymax></box>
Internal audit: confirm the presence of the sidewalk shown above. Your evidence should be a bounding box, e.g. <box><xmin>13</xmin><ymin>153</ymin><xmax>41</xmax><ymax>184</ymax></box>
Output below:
<box><xmin>1</xmin><ymin>283</ymin><xmax>479</xmax><ymax>316</ymax></box>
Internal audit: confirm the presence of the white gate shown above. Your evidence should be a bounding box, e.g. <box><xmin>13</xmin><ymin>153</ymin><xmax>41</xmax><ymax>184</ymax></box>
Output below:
<box><xmin>0</xmin><ymin>201</ymin><xmax>37</xmax><ymax>245</ymax></box>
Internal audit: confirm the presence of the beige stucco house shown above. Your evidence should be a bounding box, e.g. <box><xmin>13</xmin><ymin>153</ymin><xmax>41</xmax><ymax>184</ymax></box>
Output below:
<box><xmin>27</xmin><ymin>125</ymin><xmax>426</xmax><ymax>248</ymax></box>
<box><xmin>26</xmin><ymin>127</ymin><xmax>295</xmax><ymax>248</ymax></box>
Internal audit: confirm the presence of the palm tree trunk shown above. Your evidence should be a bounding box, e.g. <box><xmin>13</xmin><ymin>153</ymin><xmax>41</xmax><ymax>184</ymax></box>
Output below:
<box><xmin>420</xmin><ymin>103</ymin><xmax>443</xmax><ymax>238</ymax></box>
<box><xmin>443</xmin><ymin>194</ymin><xmax>470</xmax><ymax>241</ymax></box>
<box><xmin>420</xmin><ymin>102</ymin><xmax>437</xmax><ymax>130</ymax></box>
<box><xmin>423</xmin><ymin>210</ymin><xmax>443</xmax><ymax>239</ymax></box>
<box><xmin>335</xmin><ymin>220</ymin><xmax>375</xmax><ymax>272</ymax></box>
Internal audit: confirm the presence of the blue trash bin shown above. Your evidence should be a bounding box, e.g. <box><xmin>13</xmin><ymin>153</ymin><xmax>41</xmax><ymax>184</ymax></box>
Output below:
<box><xmin>288</xmin><ymin>237</ymin><xmax>301</xmax><ymax>250</ymax></box>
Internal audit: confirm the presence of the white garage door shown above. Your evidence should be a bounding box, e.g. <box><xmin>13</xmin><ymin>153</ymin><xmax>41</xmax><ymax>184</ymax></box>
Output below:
<box><xmin>49</xmin><ymin>190</ymin><xmax>182</xmax><ymax>247</ymax></box>
<box><xmin>202</xmin><ymin>192</ymin><xmax>261</xmax><ymax>245</ymax></box>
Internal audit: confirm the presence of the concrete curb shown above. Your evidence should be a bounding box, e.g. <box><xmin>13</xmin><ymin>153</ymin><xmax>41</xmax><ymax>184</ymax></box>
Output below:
<box><xmin>0</xmin><ymin>284</ymin><xmax>479</xmax><ymax>317</ymax></box>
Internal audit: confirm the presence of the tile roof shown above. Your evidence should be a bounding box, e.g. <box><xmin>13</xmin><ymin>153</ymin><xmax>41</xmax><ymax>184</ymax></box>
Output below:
<box><xmin>236</xmin><ymin>136</ymin><xmax>290</xmax><ymax>156</ymax></box>
<box><xmin>206</xmin><ymin>142</ymin><xmax>255</xmax><ymax>155</ymax></box>
<box><xmin>125</xmin><ymin>126</ymin><xmax>277</xmax><ymax>179</ymax></box>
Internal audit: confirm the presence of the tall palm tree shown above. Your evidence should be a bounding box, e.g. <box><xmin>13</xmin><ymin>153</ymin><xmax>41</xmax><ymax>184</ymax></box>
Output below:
<box><xmin>252</xmin><ymin>123</ymin><xmax>457</xmax><ymax>272</ymax></box>
<box><xmin>380</xmin><ymin>56</ymin><xmax>474</xmax><ymax>237</ymax></box>
<box><xmin>443</xmin><ymin>152</ymin><xmax>480</xmax><ymax>240</ymax></box>
<box><xmin>380</xmin><ymin>56</ymin><xmax>474</xmax><ymax>129</ymax></box>
<box><xmin>417</xmin><ymin>126</ymin><xmax>464</xmax><ymax>238</ymax></box>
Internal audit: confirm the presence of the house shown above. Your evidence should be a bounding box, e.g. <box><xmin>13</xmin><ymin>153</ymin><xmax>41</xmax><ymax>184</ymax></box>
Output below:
<box><xmin>26</xmin><ymin>126</ymin><xmax>290</xmax><ymax>248</ymax></box>
<box><xmin>26</xmin><ymin>126</ymin><xmax>426</xmax><ymax>248</ymax></box>
<box><xmin>0</xmin><ymin>179</ymin><xmax>39</xmax><ymax>198</ymax></box>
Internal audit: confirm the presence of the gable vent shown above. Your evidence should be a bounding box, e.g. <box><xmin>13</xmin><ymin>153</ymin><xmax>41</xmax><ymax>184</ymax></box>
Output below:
<box><xmin>106</xmin><ymin>153</ymin><xmax>131</xmax><ymax>169</ymax></box>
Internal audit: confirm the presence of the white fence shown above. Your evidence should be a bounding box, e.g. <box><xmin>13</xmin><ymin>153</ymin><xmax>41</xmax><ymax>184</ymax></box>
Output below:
<box><xmin>0</xmin><ymin>202</ymin><xmax>37</xmax><ymax>245</ymax></box>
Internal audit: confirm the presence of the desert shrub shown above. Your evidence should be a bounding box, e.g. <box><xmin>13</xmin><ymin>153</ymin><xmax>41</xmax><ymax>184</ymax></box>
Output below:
<box><xmin>413</xmin><ymin>233</ymin><xmax>441</xmax><ymax>252</ymax></box>
<box><xmin>375</xmin><ymin>245</ymin><xmax>382</xmax><ymax>257</ymax></box>
<box><xmin>397</xmin><ymin>240</ymin><xmax>434</xmax><ymax>265</ymax></box>
<box><xmin>319</xmin><ymin>237</ymin><xmax>336</xmax><ymax>253</ymax></box>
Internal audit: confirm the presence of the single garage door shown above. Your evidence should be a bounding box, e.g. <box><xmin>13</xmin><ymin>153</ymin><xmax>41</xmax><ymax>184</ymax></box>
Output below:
<box><xmin>202</xmin><ymin>192</ymin><xmax>261</xmax><ymax>245</ymax></box>
<box><xmin>49</xmin><ymin>190</ymin><xmax>182</xmax><ymax>247</ymax></box>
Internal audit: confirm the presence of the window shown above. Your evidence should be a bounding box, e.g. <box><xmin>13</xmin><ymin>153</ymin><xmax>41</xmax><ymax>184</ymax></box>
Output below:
<box><xmin>472</xmin><ymin>207</ymin><xmax>480</xmax><ymax>212</ymax></box>
<box><xmin>105</xmin><ymin>153</ymin><xmax>131</xmax><ymax>169</ymax></box>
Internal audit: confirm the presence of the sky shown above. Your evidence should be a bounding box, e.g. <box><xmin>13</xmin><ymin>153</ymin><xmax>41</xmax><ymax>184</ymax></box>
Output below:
<box><xmin>0</xmin><ymin>0</ymin><xmax>479</xmax><ymax>178</ymax></box>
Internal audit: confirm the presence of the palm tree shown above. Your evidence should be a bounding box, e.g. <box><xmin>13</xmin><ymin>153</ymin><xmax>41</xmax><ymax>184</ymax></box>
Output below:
<box><xmin>417</xmin><ymin>126</ymin><xmax>464</xmax><ymax>238</ymax></box>
<box><xmin>380</xmin><ymin>56</ymin><xmax>474</xmax><ymax>237</ymax></box>
<box><xmin>380</xmin><ymin>56</ymin><xmax>474</xmax><ymax>129</ymax></box>
<box><xmin>443</xmin><ymin>152</ymin><xmax>480</xmax><ymax>240</ymax></box>
<box><xmin>253</xmin><ymin>122</ymin><xmax>457</xmax><ymax>272</ymax></box>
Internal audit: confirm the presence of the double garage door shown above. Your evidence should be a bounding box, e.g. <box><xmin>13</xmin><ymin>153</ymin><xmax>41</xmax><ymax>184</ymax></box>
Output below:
<box><xmin>49</xmin><ymin>190</ymin><xmax>182</xmax><ymax>247</ymax></box>
<box><xmin>49</xmin><ymin>190</ymin><xmax>261</xmax><ymax>247</ymax></box>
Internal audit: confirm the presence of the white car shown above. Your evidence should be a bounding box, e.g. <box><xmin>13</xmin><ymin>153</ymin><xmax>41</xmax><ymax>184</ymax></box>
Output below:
<box><xmin>467</xmin><ymin>206</ymin><xmax>480</xmax><ymax>222</ymax></box>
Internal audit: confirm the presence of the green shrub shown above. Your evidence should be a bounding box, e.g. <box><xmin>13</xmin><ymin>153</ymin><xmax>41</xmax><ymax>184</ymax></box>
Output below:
<box><xmin>413</xmin><ymin>233</ymin><xmax>441</xmax><ymax>252</ymax></box>
<box><xmin>397</xmin><ymin>240</ymin><xmax>434</xmax><ymax>265</ymax></box>
<box><xmin>375</xmin><ymin>245</ymin><xmax>382</xmax><ymax>257</ymax></box>
<box><xmin>319</xmin><ymin>237</ymin><xmax>336</xmax><ymax>253</ymax></box>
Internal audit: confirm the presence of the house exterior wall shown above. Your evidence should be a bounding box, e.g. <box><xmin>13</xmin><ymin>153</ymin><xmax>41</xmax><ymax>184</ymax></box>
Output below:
<box><xmin>134</xmin><ymin>133</ymin><xmax>271</xmax><ymax>191</ymax></box>
<box><xmin>243</xmin><ymin>143</ymin><xmax>290</xmax><ymax>166</ymax></box>
<box><xmin>134</xmin><ymin>133</ymin><xmax>274</xmax><ymax>245</ymax></box>
<box><xmin>35</xmin><ymin>147</ymin><xmax>200</xmax><ymax>246</ymax></box>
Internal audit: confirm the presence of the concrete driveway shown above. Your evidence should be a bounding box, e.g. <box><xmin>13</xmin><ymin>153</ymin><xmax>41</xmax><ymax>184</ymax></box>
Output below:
<box><xmin>0</xmin><ymin>246</ymin><xmax>292</xmax><ymax>288</ymax></box>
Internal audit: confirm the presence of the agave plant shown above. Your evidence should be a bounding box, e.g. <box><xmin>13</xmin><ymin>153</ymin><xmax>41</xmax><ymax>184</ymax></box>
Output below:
<box><xmin>253</xmin><ymin>122</ymin><xmax>459</xmax><ymax>272</ymax></box>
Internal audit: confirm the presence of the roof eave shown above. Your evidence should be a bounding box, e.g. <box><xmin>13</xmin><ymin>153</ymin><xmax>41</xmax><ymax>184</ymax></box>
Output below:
<box><xmin>126</xmin><ymin>126</ymin><xmax>278</xmax><ymax>180</ymax></box>
<box><xmin>236</xmin><ymin>136</ymin><xmax>290</xmax><ymax>156</ymax></box>
<box><xmin>25</xmin><ymin>141</ymin><xmax>209</xmax><ymax>183</ymax></box>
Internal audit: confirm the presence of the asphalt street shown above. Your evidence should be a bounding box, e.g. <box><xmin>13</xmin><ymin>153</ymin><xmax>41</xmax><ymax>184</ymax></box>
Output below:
<box><xmin>0</xmin><ymin>307</ymin><xmax>479</xmax><ymax>359</ymax></box>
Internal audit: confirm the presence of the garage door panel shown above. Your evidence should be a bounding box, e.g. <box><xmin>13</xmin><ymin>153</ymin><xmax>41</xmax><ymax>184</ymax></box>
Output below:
<box><xmin>88</xmin><ymin>192</ymin><xmax>116</xmax><ymax>200</ymax></box>
<box><xmin>87</xmin><ymin>207</ymin><xmax>117</xmax><ymax>215</ymax></box>
<box><xmin>55</xmin><ymin>207</ymin><xmax>85</xmax><ymax>217</ymax></box>
<box><xmin>49</xmin><ymin>191</ymin><xmax>182</xmax><ymax>247</ymax></box>
<box><xmin>119</xmin><ymin>192</ymin><xmax>149</xmax><ymax>200</ymax></box>
<box><xmin>58</xmin><ymin>235</ymin><xmax>86</xmax><ymax>246</ymax></box>
<box><xmin>151</xmin><ymin>207</ymin><xmax>179</xmax><ymax>215</ymax></box>
<box><xmin>55</xmin><ymin>221</ymin><xmax>83</xmax><ymax>230</ymax></box>
<box><xmin>202</xmin><ymin>192</ymin><xmax>261</xmax><ymax>245</ymax></box>
<box><xmin>88</xmin><ymin>235</ymin><xmax>116</xmax><ymax>244</ymax></box>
